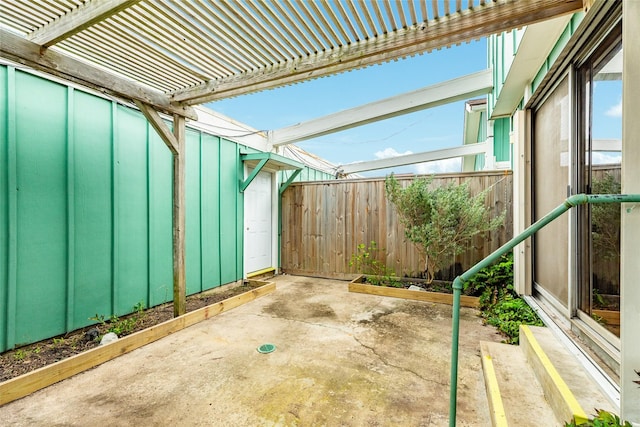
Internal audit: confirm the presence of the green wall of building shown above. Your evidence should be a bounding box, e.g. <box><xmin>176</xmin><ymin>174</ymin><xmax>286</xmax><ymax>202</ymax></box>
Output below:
<box><xmin>0</xmin><ymin>65</ymin><xmax>330</xmax><ymax>351</ymax></box>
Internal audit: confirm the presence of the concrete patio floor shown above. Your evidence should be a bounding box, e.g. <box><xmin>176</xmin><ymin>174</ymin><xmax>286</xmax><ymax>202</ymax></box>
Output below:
<box><xmin>0</xmin><ymin>275</ymin><xmax>504</xmax><ymax>426</ymax></box>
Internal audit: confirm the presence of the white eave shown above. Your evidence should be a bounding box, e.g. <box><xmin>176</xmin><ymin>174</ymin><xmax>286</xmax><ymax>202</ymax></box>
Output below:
<box><xmin>490</xmin><ymin>14</ymin><xmax>574</xmax><ymax>119</ymax></box>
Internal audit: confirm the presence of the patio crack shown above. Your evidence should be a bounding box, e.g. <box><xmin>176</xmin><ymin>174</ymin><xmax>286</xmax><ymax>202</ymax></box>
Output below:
<box><xmin>249</xmin><ymin>313</ymin><xmax>350</xmax><ymax>333</ymax></box>
<box><xmin>352</xmin><ymin>335</ymin><xmax>447</xmax><ymax>387</ymax></box>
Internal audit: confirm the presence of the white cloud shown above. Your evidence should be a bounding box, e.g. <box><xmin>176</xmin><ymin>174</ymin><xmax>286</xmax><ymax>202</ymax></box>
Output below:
<box><xmin>374</xmin><ymin>147</ymin><xmax>413</xmax><ymax>159</ymax></box>
<box><xmin>592</xmin><ymin>152</ymin><xmax>621</xmax><ymax>165</ymax></box>
<box><xmin>415</xmin><ymin>158</ymin><xmax>462</xmax><ymax>175</ymax></box>
<box><xmin>605</xmin><ymin>99</ymin><xmax>622</xmax><ymax>117</ymax></box>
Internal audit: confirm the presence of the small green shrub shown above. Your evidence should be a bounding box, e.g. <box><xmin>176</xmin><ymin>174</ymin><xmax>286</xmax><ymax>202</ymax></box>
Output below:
<box><xmin>565</xmin><ymin>409</ymin><xmax>631</xmax><ymax>427</ymax></box>
<box><xmin>483</xmin><ymin>293</ymin><xmax>543</xmax><ymax>344</ymax></box>
<box><xmin>465</xmin><ymin>253</ymin><xmax>514</xmax><ymax>299</ymax></box>
<box><xmin>350</xmin><ymin>241</ymin><xmax>401</xmax><ymax>287</ymax></box>
<box><xmin>385</xmin><ymin>174</ymin><xmax>505</xmax><ymax>283</ymax></box>
<box><xmin>466</xmin><ymin>253</ymin><xmax>543</xmax><ymax>344</ymax></box>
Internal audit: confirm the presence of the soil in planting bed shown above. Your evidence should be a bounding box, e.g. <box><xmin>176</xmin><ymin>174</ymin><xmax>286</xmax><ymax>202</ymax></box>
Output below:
<box><xmin>360</xmin><ymin>276</ymin><xmax>478</xmax><ymax>296</ymax></box>
<box><xmin>0</xmin><ymin>281</ymin><xmax>267</xmax><ymax>382</ymax></box>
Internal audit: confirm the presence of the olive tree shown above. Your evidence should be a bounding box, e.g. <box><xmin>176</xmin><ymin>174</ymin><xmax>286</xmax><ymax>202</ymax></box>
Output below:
<box><xmin>385</xmin><ymin>174</ymin><xmax>505</xmax><ymax>283</ymax></box>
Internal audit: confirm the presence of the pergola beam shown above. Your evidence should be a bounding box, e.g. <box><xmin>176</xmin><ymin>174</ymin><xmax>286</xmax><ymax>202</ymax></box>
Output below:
<box><xmin>269</xmin><ymin>70</ymin><xmax>492</xmax><ymax>147</ymax></box>
<box><xmin>171</xmin><ymin>0</ymin><xmax>582</xmax><ymax>104</ymax></box>
<box><xmin>340</xmin><ymin>143</ymin><xmax>487</xmax><ymax>174</ymax></box>
<box><xmin>134</xmin><ymin>101</ymin><xmax>179</xmax><ymax>155</ymax></box>
<box><xmin>0</xmin><ymin>29</ymin><xmax>197</xmax><ymax>120</ymax></box>
<box><xmin>27</xmin><ymin>0</ymin><xmax>142</xmax><ymax>47</ymax></box>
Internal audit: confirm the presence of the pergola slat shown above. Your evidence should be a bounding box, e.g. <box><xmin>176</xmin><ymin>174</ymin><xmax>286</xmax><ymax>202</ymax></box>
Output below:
<box><xmin>345</xmin><ymin>1</ymin><xmax>370</xmax><ymax>40</ymax></box>
<box><xmin>3</xmin><ymin>0</ymin><xmax>583</xmax><ymax>107</ymax></box>
<box><xmin>27</xmin><ymin>0</ymin><xmax>142</xmax><ymax>47</ymax></box>
<box><xmin>271</xmin><ymin>0</ymin><xmax>317</xmax><ymax>55</ymax></box>
<box><xmin>171</xmin><ymin>0</ymin><xmax>583</xmax><ymax>104</ymax></box>
<box><xmin>371</xmin><ymin>1</ymin><xmax>388</xmax><ymax>35</ymax></box>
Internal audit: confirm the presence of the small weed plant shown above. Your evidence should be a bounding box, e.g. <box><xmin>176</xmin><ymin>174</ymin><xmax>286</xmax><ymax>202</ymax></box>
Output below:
<box><xmin>466</xmin><ymin>253</ymin><xmax>543</xmax><ymax>344</ymax></box>
<box><xmin>565</xmin><ymin>409</ymin><xmax>631</xmax><ymax>427</ymax></box>
<box><xmin>90</xmin><ymin>301</ymin><xmax>146</xmax><ymax>337</ymax></box>
<box><xmin>350</xmin><ymin>241</ymin><xmax>402</xmax><ymax>287</ymax></box>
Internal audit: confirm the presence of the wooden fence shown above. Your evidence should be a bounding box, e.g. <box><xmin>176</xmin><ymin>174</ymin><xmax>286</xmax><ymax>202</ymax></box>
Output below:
<box><xmin>281</xmin><ymin>171</ymin><xmax>513</xmax><ymax>280</ymax></box>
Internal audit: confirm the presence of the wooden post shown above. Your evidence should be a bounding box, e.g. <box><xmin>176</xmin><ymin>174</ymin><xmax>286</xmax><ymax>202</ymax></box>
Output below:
<box><xmin>134</xmin><ymin>100</ymin><xmax>187</xmax><ymax>317</ymax></box>
<box><xmin>172</xmin><ymin>115</ymin><xmax>186</xmax><ymax>317</ymax></box>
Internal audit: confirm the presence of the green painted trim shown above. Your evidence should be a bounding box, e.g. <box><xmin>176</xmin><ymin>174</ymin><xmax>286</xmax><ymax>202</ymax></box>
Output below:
<box><xmin>199</xmin><ymin>132</ymin><xmax>204</xmax><ymax>293</ymax></box>
<box><xmin>110</xmin><ymin>101</ymin><xmax>118</xmax><ymax>317</ymax></box>
<box><xmin>240</xmin><ymin>151</ymin><xmax>305</xmax><ymax>170</ymax></box>
<box><xmin>279</xmin><ymin>169</ymin><xmax>302</xmax><ymax>195</ymax></box>
<box><xmin>145</xmin><ymin>120</ymin><xmax>152</xmax><ymax>308</ymax></box>
<box><xmin>236</xmin><ymin>145</ymin><xmax>244</xmax><ymax>279</ymax></box>
<box><xmin>66</xmin><ymin>87</ymin><xmax>75</xmax><ymax>331</ymax></box>
<box><xmin>6</xmin><ymin>66</ymin><xmax>17</xmax><ymax>350</ymax></box>
<box><xmin>218</xmin><ymin>139</ymin><xmax>223</xmax><ymax>286</ymax></box>
<box><xmin>239</xmin><ymin>157</ymin><xmax>268</xmax><ymax>192</ymax></box>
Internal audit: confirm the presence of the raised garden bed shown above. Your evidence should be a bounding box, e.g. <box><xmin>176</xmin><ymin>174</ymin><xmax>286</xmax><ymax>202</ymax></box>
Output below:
<box><xmin>348</xmin><ymin>275</ymin><xmax>479</xmax><ymax>308</ymax></box>
<box><xmin>0</xmin><ymin>279</ymin><xmax>275</xmax><ymax>405</ymax></box>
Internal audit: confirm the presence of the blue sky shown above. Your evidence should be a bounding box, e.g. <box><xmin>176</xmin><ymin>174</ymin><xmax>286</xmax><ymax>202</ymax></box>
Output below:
<box><xmin>208</xmin><ymin>39</ymin><xmax>487</xmax><ymax>176</ymax></box>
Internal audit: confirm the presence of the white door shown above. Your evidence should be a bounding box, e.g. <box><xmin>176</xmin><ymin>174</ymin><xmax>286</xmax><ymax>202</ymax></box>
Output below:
<box><xmin>244</xmin><ymin>170</ymin><xmax>272</xmax><ymax>274</ymax></box>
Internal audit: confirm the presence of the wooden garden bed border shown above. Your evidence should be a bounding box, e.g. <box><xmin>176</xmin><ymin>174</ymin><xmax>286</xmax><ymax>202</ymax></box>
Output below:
<box><xmin>348</xmin><ymin>275</ymin><xmax>479</xmax><ymax>308</ymax></box>
<box><xmin>0</xmin><ymin>280</ymin><xmax>276</xmax><ymax>405</ymax></box>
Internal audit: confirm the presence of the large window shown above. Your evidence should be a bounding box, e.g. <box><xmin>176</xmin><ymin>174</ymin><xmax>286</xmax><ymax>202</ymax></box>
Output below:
<box><xmin>576</xmin><ymin>25</ymin><xmax>622</xmax><ymax>338</ymax></box>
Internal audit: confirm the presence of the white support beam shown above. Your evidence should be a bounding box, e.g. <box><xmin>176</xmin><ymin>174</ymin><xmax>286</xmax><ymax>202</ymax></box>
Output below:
<box><xmin>593</xmin><ymin>139</ymin><xmax>621</xmax><ymax>152</ymax></box>
<box><xmin>339</xmin><ymin>142</ymin><xmax>487</xmax><ymax>174</ymax></box>
<box><xmin>171</xmin><ymin>0</ymin><xmax>582</xmax><ymax>104</ymax></box>
<box><xmin>270</xmin><ymin>70</ymin><xmax>492</xmax><ymax>147</ymax></box>
<box><xmin>27</xmin><ymin>0</ymin><xmax>142</xmax><ymax>47</ymax></box>
<box><xmin>0</xmin><ymin>29</ymin><xmax>197</xmax><ymax>120</ymax></box>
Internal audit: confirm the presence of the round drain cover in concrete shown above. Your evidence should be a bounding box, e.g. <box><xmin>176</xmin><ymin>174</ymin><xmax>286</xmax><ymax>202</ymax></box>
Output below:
<box><xmin>257</xmin><ymin>343</ymin><xmax>276</xmax><ymax>354</ymax></box>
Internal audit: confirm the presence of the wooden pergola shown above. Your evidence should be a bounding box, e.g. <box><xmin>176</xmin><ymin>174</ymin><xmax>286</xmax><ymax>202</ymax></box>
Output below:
<box><xmin>0</xmin><ymin>0</ymin><xmax>585</xmax><ymax>316</ymax></box>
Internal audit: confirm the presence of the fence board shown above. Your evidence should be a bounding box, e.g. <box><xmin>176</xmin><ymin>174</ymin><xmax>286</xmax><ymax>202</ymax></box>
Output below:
<box><xmin>281</xmin><ymin>171</ymin><xmax>513</xmax><ymax>280</ymax></box>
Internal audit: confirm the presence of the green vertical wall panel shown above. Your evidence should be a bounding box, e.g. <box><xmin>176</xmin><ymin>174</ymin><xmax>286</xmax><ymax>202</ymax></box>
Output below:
<box><xmin>0</xmin><ymin>66</ymin><xmax>332</xmax><ymax>351</ymax></box>
<box><xmin>219</xmin><ymin>139</ymin><xmax>238</xmax><ymax>284</ymax></box>
<box><xmin>114</xmin><ymin>106</ymin><xmax>149</xmax><ymax>314</ymax></box>
<box><xmin>147</xmin><ymin>127</ymin><xmax>173</xmax><ymax>307</ymax></box>
<box><xmin>72</xmin><ymin>91</ymin><xmax>113</xmax><ymax>327</ymax></box>
<box><xmin>493</xmin><ymin>117</ymin><xmax>511</xmax><ymax>162</ymax></box>
<box><xmin>14</xmin><ymin>72</ymin><xmax>68</xmax><ymax>345</ymax></box>
<box><xmin>0</xmin><ymin>65</ymin><xmax>8</xmax><ymax>349</ymax></box>
<box><xmin>186</xmin><ymin>130</ymin><xmax>202</xmax><ymax>294</ymax></box>
<box><xmin>200</xmin><ymin>134</ymin><xmax>221</xmax><ymax>289</ymax></box>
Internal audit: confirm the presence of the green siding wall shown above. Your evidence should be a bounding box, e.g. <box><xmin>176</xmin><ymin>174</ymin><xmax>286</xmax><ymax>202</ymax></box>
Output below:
<box><xmin>0</xmin><ymin>65</ymin><xmax>8</xmax><ymax>351</ymax></box>
<box><xmin>0</xmin><ymin>66</ymin><xmax>256</xmax><ymax>351</ymax></box>
<box><xmin>280</xmin><ymin>167</ymin><xmax>334</xmax><ymax>184</ymax></box>
<box><xmin>15</xmin><ymin>73</ymin><xmax>68</xmax><ymax>345</ymax></box>
<box><xmin>531</xmin><ymin>13</ymin><xmax>584</xmax><ymax>96</ymax></box>
<box><xmin>493</xmin><ymin>117</ymin><xmax>511</xmax><ymax>163</ymax></box>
